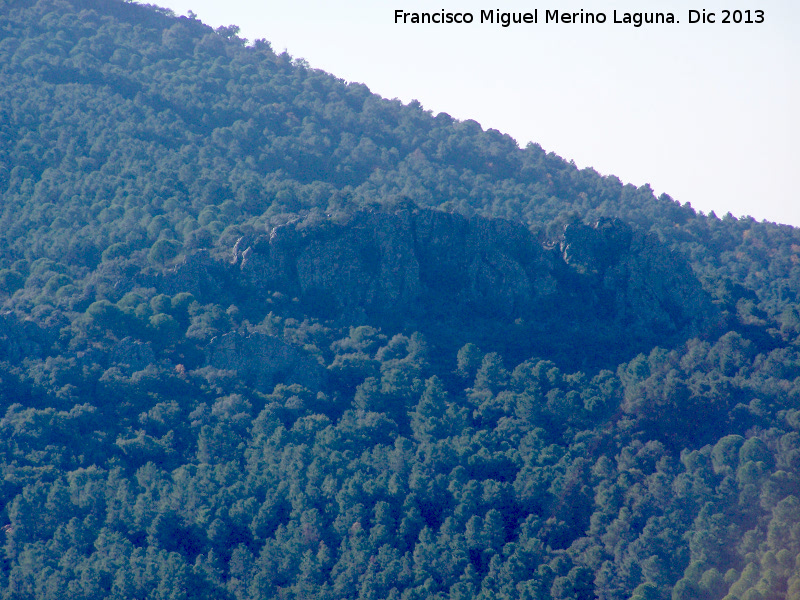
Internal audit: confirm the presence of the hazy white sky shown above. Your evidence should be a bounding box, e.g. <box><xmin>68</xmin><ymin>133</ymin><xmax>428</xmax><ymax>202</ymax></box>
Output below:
<box><xmin>152</xmin><ymin>0</ymin><xmax>799</xmax><ymax>226</ymax></box>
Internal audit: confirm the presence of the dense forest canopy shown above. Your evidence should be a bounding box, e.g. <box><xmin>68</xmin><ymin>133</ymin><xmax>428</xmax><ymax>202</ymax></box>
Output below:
<box><xmin>2</xmin><ymin>1</ymin><xmax>800</xmax><ymax>599</ymax></box>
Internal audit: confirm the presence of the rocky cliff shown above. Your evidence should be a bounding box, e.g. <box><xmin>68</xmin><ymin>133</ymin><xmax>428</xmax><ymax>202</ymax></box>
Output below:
<box><xmin>560</xmin><ymin>218</ymin><xmax>722</xmax><ymax>342</ymax></box>
<box><xmin>191</xmin><ymin>206</ymin><xmax>724</xmax><ymax>367</ymax></box>
<box><xmin>231</xmin><ymin>208</ymin><xmax>561</xmax><ymax>323</ymax></box>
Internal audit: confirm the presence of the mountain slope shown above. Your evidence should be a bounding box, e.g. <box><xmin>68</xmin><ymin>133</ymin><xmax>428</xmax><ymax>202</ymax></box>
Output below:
<box><xmin>3</xmin><ymin>0</ymin><xmax>800</xmax><ymax>329</ymax></box>
<box><xmin>1</xmin><ymin>2</ymin><xmax>800</xmax><ymax>600</ymax></box>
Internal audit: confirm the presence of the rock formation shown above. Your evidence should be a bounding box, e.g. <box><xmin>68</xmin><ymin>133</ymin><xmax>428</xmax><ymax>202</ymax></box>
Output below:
<box><xmin>561</xmin><ymin>218</ymin><xmax>723</xmax><ymax>341</ymax></box>
<box><xmin>159</xmin><ymin>205</ymin><xmax>721</xmax><ymax>368</ymax></box>
<box><xmin>231</xmin><ymin>207</ymin><xmax>562</xmax><ymax>323</ymax></box>
<box><xmin>215</xmin><ymin>206</ymin><xmax>722</xmax><ymax>366</ymax></box>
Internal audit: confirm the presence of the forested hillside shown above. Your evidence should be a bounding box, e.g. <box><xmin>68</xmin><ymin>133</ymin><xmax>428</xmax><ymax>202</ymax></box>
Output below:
<box><xmin>2</xmin><ymin>1</ymin><xmax>800</xmax><ymax>599</ymax></box>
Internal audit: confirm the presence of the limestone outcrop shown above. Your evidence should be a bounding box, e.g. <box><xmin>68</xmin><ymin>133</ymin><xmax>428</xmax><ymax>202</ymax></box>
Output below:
<box><xmin>218</xmin><ymin>206</ymin><xmax>721</xmax><ymax>365</ymax></box>
<box><xmin>232</xmin><ymin>208</ymin><xmax>561</xmax><ymax>322</ymax></box>
<box><xmin>561</xmin><ymin>218</ymin><xmax>723</xmax><ymax>341</ymax></box>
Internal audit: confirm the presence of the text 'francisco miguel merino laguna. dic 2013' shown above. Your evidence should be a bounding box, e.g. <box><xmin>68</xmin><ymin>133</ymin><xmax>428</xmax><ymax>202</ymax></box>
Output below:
<box><xmin>394</xmin><ymin>9</ymin><xmax>680</xmax><ymax>27</ymax></box>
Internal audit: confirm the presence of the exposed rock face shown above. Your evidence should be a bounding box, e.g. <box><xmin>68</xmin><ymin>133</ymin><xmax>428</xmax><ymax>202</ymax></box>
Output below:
<box><xmin>561</xmin><ymin>218</ymin><xmax>723</xmax><ymax>341</ymax></box>
<box><xmin>205</xmin><ymin>331</ymin><xmax>324</xmax><ymax>392</ymax></box>
<box><xmin>213</xmin><ymin>206</ymin><xmax>720</xmax><ymax>367</ymax></box>
<box><xmin>233</xmin><ymin>208</ymin><xmax>561</xmax><ymax>322</ymax></box>
<box><xmin>412</xmin><ymin>209</ymin><xmax>560</xmax><ymax>318</ymax></box>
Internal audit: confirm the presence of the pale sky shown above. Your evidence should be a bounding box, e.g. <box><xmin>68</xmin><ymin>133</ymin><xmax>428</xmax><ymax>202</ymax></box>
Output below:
<box><xmin>151</xmin><ymin>0</ymin><xmax>799</xmax><ymax>226</ymax></box>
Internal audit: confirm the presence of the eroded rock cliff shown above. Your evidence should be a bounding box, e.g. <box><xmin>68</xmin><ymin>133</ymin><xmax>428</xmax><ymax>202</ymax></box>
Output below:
<box><xmin>231</xmin><ymin>208</ymin><xmax>561</xmax><ymax>323</ymax></box>
<box><xmin>201</xmin><ymin>206</ymin><xmax>723</xmax><ymax>367</ymax></box>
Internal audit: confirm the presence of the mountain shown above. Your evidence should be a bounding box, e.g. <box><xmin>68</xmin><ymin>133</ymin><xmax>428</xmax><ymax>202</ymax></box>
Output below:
<box><xmin>1</xmin><ymin>1</ymin><xmax>800</xmax><ymax>599</ymax></box>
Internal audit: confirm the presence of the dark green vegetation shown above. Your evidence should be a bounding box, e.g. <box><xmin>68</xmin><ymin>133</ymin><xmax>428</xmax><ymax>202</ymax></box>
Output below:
<box><xmin>2</xmin><ymin>1</ymin><xmax>800</xmax><ymax>599</ymax></box>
